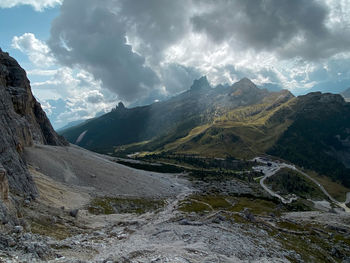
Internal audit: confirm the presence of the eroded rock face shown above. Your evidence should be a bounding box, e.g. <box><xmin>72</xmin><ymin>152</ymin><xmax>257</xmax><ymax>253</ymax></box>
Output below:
<box><xmin>0</xmin><ymin>49</ymin><xmax>67</xmax><ymax>196</ymax></box>
<box><xmin>0</xmin><ymin>165</ymin><xmax>9</xmax><ymax>201</ymax></box>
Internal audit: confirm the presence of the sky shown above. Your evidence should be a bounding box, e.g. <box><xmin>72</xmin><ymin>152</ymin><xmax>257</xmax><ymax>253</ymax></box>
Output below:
<box><xmin>1</xmin><ymin>0</ymin><xmax>350</xmax><ymax>129</ymax></box>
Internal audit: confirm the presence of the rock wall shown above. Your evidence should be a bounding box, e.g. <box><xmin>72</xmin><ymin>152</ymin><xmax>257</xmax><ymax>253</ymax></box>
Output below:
<box><xmin>0</xmin><ymin>49</ymin><xmax>67</xmax><ymax>197</ymax></box>
<box><xmin>0</xmin><ymin>165</ymin><xmax>8</xmax><ymax>201</ymax></box>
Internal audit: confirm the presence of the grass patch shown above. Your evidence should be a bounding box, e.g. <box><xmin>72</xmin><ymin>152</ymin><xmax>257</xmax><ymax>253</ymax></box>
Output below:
<box><xmin>307</xmin><ymin>170</ymin><xmax>350</xmax><ymax>202</ymax></box>
<box><xmin>30</xmin><ymin>221</ymin><xmax>74</xmax><ymax>240</ymax></box>
<box><xmin>88</xmin><ymin>197</ymin><xmax>165</xmax><ymax>215</ymax></box>
<box><xmin>179</xmin><ymin>194</ymin><xmax>279</xmax><ymax>216</ymax></box>
<box><xmin>179</xmin><ymin>194</ymin><xmax>232</xmax><ymax>213</ymax></box>
<box><xmin>276</xmin><ymin>221</ymin><xmax>307</xmax><ymax>232</ymax></box>
<box><xmin>116</xmin><ymin>160</ymin><xmax>184</xmax><ymax>173</ymax></box>
<box><xmin>228</xmin><ymin>196</ymin><xmax>278</xmax><ymax>215</ymax></box>
<box><xmin>179</xmin><ymin>200</ymin><xmax>211</xmax><ymax>213</ymax></box>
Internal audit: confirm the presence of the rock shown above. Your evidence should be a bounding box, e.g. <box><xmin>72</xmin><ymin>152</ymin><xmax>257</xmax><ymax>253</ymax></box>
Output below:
<box><xmin>7</xmin><ymin>237</ymin><xmax>16</xmax><ymax>247</ymax></box>
<box><xmin>243</xmin><ymin>208</ymin><xmax>256</xmax><ymax>222</ymax></box>
<box><xmin>212</xmin><ymin>215</ymin><xmax>225</xmax><ymax>224</ymax></box>
<box><xmin>179</xmin><ymin>219</ymin><xmax>191</xmax><ymax>225</ymax></box>
<box><xmin>103</xmin><ymin>255</ymin><xmax>115</xmax><ymax>263</ymax></box>
<box><xmin>22</xmin><ymin>233</ymin><xmax>32</xmax><ymax>240</ymax></box>
<box><xmin>0</xmin><ymin>50</ymin><xmax>68</xmax><ymax>199</ymax></box>
<box><xmin>0</xmin><ymin>165</ymin><xmax>8</xmax><ymax>201</ymax></box>
<box><xmin>70</xmin><ymin>209</ymin><xmax>79</xmax><ymax>218</ymax></box>
<box><xmin>14</xmin><ymin>225</ymin><xmax>23</xmax><ymax>233</ymax></box>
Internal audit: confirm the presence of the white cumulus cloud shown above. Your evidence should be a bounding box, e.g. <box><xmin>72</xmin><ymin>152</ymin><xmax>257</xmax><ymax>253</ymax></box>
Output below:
<box><xmin>0</xmin><ymin>0</ymin><xmax>62</xmax><ymax>11</ymax></box>
<box><xmin>12</xmin><ymin>33</ymin><xmax>55</xmax><ymax>67</ymax></box>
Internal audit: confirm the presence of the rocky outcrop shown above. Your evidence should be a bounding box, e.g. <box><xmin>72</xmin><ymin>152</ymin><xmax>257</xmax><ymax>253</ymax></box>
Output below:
<box><xmin>0</xmin><ymin>49</ymin><xmax>67</xmax><ymax>197</ymax></box>
<box><xmin>0</xmin><ymin>165</ymin><xmax>9</xmax><ymax>201</ymax></box>
<box><xmin>190</xmin><ymin>76</ymin><xmax>211</xmax><ymax>91</ymax></box>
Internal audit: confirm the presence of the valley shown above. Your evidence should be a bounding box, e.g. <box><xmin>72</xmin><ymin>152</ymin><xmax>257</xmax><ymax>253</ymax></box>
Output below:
<box><xmin>2</xmin><ymin>147</ymin><xmax>350</xmax><ymax>262</ymax></box>
<box><xmin>1</xmin><ymin>48</ymin><xmax>350</xmax><ymax>263</ymax></box>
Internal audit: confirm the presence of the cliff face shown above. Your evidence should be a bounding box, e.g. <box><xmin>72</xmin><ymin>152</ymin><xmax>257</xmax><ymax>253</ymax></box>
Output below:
<box><xmin>0</xmin><ymin>49</ymin><xmax>67</xmax><ymax>197</ymax></box>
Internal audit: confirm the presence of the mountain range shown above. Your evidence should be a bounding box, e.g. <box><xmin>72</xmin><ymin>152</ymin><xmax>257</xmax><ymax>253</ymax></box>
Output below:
<box><xmin>61</xmin><ymin>76</ymin><xmax>350</xmax><ymax>187</ymax></box>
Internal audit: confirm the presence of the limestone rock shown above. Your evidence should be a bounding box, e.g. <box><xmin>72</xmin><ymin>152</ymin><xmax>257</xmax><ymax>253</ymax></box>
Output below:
<box><xmin>0</xmin><ymin>50</ymin><xmax>68</xmax><ymax>197</ymax></box>
<box><xmin>0</xmin><ymin>164</ymin><xmax>8</xmax><ymax>201</ymax></box>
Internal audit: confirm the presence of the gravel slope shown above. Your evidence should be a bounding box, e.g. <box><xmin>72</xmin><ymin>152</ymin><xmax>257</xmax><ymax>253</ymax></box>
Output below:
<box><xmin>24</xmin><ymin>144</ymin><xmax>186</xmax><ymax>198</ymax></box>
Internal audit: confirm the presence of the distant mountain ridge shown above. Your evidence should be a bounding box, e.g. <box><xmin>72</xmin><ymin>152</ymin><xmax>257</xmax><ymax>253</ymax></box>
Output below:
<box><xmin>61</xmin><ymin>76</ymin><xmax>350</xmax><ymax>188</ymax></box>
<box><xmin>60</xmin><ymin>76</ymin><xmax>291</xmax><ymax>153</ymax></box>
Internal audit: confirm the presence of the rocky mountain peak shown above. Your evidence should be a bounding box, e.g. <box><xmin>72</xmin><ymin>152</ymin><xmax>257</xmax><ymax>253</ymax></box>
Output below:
<box><xmin>0</xmin><ymin>50</ymin><xmax>67</xmax><ymax>197</ymax></box>
<box><xmin>190</xmin><ymin>76</ymin><xmax>211</xmax><ymax>91</ymax></box>
<box><xmin>117</xmin><ymin>101</ymin><xmax>126</xmax><ymax>109</ymax></box>
<box><xmin>233</xmin><ymin>78</ymin><xmax>258</xmax><ymax>91</ymax></box>
<box><xmin>300</xmin><ymin>92</ymin><xmax>346</xmax><ymax>105</ymax></box>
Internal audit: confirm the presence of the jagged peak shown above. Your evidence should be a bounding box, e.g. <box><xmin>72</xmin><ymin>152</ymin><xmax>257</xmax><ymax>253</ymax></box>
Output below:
<box><xmin>190</xmin><ymin>76</ymin><xmax>211</xmax><ymax>91</ymax></box>
<box><xmin>117</xmin><ymin>101</ymin><xmax>125</xmax><ymax>109</ymax></box>
<box><xmin>230</xmin><ymin>78</ymin><xmax>261</xmax><ymax>95</ymax></box>
<box><xmin>234</xmin><ymin>77</ymin><xmax>257</xmax><ymax>88</ymax></box>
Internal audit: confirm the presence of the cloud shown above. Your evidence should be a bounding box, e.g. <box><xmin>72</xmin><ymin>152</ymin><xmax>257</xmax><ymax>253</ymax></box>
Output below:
<box><xmin>0</xmin><ymin>0</ymin><xmax>62</xmax><ymax>11</ymax></box>
<box><xmin>12</xmin><ymin>0</ymin><xmax>350</xmax><ymax>118</ymax></box>
<box><xmin>159</xmin><ymin>63</ymin><xmax>201</xmax><ymax>94</ymax></box>
<box><xmin>48</xmin><ymin>0</ymin><xmax>160</xmax><ymax>103</ymax></box>
<box><xmin>11</xmin><ymin>32</ymin><xmax>120</xmax><ymax>128</ymax></box>
<box><xmin>86</xmin><ymin>90</ymin><xmax>104</xmax><ymax>104</ymax></box>
<box><xmin>120</xmin><ymin>0</ymin><xmax>192</xmax><ymax>64</ymax></box>
<box><xmin>190</xmin><ymin>0</ymin><xmax>350</xmax><ymax>60</ymax></box>
<box><xmin>12</xmin><ymin>33</ymin><xmax>55</xmax><ymax>67</ymax></box>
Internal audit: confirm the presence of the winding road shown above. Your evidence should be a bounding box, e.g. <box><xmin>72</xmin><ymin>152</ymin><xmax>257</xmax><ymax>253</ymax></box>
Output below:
<box><xmin>253</xmin><ymin>157</ymin><xmax>350</xmax><ymax>212</ymax></box>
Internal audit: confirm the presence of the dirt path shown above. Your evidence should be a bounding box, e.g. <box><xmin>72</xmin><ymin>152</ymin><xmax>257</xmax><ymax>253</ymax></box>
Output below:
<box><xmin>45</xmin><ymin>177</ymin><xmax>289</xmax><ymax>263</ymax></box>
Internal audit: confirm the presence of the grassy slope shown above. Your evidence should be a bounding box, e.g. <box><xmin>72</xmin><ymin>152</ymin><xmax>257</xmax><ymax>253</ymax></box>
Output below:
<box><xmin>158</xmin><ymin>93</ymin><xmax>296</xmax><ymax>158</ymax></box>
<box><xmin>307</xmin><ymin>170</ymin><xmax>350</xmax><ymax>202</ymax></box>
<box><xmin>268</xmin><ymin>93</ymin><xmax>350</xmax><ymax>188</ymax></box>
<box><xmin>265</xmin><ymin>168</ymin><xmax>326</xmax><ymax>200</ymax></box>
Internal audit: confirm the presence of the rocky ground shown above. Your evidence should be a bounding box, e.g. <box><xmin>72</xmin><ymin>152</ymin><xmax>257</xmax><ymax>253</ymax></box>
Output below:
<box><xmin>1</xmin><ymin>150</ymin><xmax>350</xmax><ymax>262</ymax></box>
<box><xmin>0</xmin><ymin>174</ymin><xmax>291</xmax><ymax>263</ymax></box>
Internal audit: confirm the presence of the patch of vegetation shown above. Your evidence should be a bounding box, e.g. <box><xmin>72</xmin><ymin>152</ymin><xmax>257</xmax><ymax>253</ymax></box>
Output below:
<box><xmin>188</xmin><ymin>169</ymin><xmax>259</xmax><ymax>183</ymax></box>
<box><xmin>116</xmin><ymin>160</ymin><xmax>184</xmax><ymax>173</ymax></box>
<box><xmin>284</xmin><ymin>199</ymin><xmax>315</xmax><ymax>212</ymax></box>
<box><xmin>276</xmin><ymin>220</ymin><xmax>307</xmax><ymax>232</ymax></box>
<box><xmin>134</xmin><ymin>153</ymin><xmax>259</xmax><ymax>182</ymax></box>
<box><xmin>268</xmin><ymin>94</ymin><xmax>350</xmax><ymax>188</ymax></box>
<box><xmin>179</xmin><ymin>194</ymin><xmax>280</xmax><ymax>216</ymax></box>
<box><xmin>269</xmin><ymin>223</ymin><xmax>350</xmax><ymax>263</ymax></box>
<box><xmin>88</xmin><ymin>197</ymin><xmax>165</xmax><ymax>215</ymax></box>
<box><xmin>265</xmin><ymin>168</ymin><xmax>327</xmax><ymax>200</ymax></box>
<box><xmin>179</xmin><ymin>194</ymin><xmax>232</xmax><ymax>213</ymax></box>
<box><xmin>30</xmin><ymin>221</ymin><xmax>74</xmax><ymax>240</ymax></box>
<box><xmin>307</xmin><ymin>170</ymin><xmax>350</xmax><ymax>202</ymax></box>
<box><xmin>141</xmin><ymin>153</ymin><xmax>254</xmax><ymax>171</ymax></box>
<box><xmin>228</xmin><ymin>196</ymin><xmax>279</xmax><ymax>215</ymax></box>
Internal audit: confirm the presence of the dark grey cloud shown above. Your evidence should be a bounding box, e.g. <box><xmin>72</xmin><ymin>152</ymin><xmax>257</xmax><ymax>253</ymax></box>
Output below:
<box><xmin>48</xmin><ymin>0</ymin><xmax>159</xmax><ymax>102</ymax></box>
<box><xmin>86</xmin><ymin>93</ymin><xmax>104</xmax><ymax>104</ymax></box>
<box><xmin>47</xmin><ymin>0</ymin><xmax>350</xmax><ymax>104</ymax></box>
<box><xmin>119</xmin><ymin>0</ymin><xmax>191</xmax><ymax>63</ymax></box>
<box><xmin>191</xmin><ymin>0</ymin><xmax>350</xmax><ymax>60</ymax></box>
<box><xmin>160</xmin><ymin>63</ymin><xmax>201</xmax><ymax>94</ymax></box>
